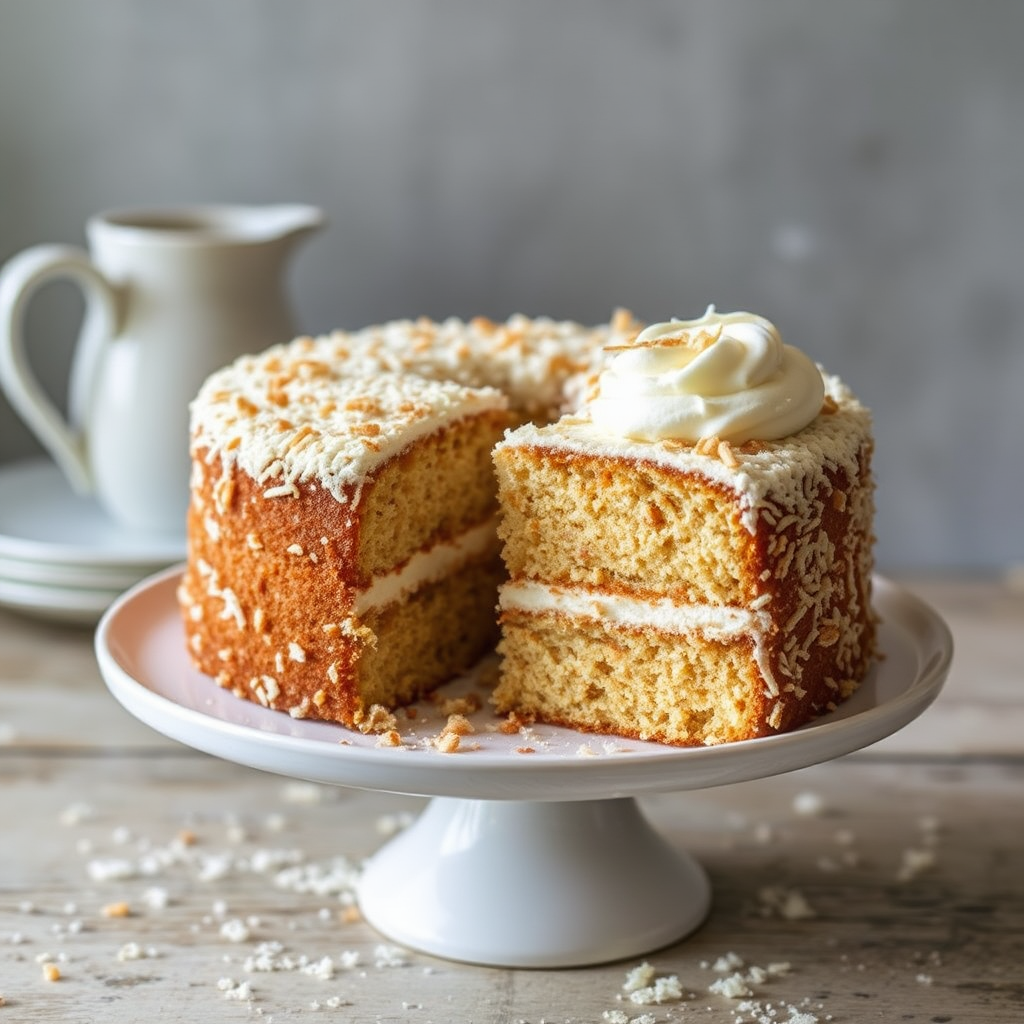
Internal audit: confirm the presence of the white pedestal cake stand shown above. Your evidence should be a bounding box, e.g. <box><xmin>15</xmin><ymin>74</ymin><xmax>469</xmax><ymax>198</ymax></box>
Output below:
<box><xmin>95</xmin><ymin>568</ymin><xmax>952</xmax><ymax>968</ymax></box>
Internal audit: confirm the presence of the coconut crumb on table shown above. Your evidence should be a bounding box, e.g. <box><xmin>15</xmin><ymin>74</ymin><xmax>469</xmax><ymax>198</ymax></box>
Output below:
<box><xmin>220</xmin><ymin>918</ymin><xmax>252</xmax><ymax>943</ymax></box>
<box><xmin>59</xmin><ymin>801</ymin><xmax>96</xmax><ymax>826</ymax></box>
<box><xmin>898</xmin><ymin>846</ymin><xmax>937</xmax><ymax>881</ymax></box>
<box><xmin>280</xmin><ymin>781</ymin><xmax>332</xmax><ymax>804</ymax></box>
<box><xmin>622</xmin><ymin>961</ymin><xmax>656</xmax><ymax>992</ymax></box>
<box><xmin>620</xmin><ymin>961</ymin><xmax>687</xmax><ymax>1006</ymax></box>
<box><xmin>710</xmin><ymin>951</ymin><xmax>746</xmax><ymax>972</ymax></box>
<box><xmin>217</xmin><ymin>977</ymin><xmax>255</xmax><ymax>1001</ymax></box>
<box><xmin>757</xmin><ymin>885</ymin><xmax>817</xmax><ymax>919</ymax></box>
<box><xmin>117</xmin><ymin>941</ymin><xmax>159</xmax><ymax>962</ymax></box>
<box><xmin>710</xmin><ymin>972</ymin><xmax>753</xmax><ymax>999</ymax></box>
<box><xmin>375</xmin><ymin>810</ymin><xmax>415</xmax><ymax>836</ymax></box>
<box><xmin>791</xmin><ymin>790</ymin><xmax>826</xmax><ymax>817</ymax></box>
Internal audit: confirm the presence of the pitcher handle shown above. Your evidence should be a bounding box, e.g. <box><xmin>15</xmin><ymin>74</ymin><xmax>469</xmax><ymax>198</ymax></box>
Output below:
<box><xmin>0</xmin><ymin>244</ymin><xmax>120</xmax><ymax>495</ymax></box>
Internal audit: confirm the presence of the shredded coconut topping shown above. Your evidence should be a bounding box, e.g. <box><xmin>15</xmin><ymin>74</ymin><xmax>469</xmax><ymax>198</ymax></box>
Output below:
<box><xmin>190</xmin><ymin>313</ymin><xmax>640</xmax><ymax>503</ymax></box>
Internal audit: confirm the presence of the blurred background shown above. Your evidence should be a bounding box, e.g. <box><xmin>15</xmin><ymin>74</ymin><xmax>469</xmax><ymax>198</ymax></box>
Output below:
<box><xmin>0</xmin><ymin>0</ymin><xmax>1021</xmax><ymax>573</ymax></box>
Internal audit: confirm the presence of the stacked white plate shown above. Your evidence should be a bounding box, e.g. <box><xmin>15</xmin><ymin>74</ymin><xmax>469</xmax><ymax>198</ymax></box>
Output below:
<box><xmin>0</xmin><ymin>458</ymin><xmax>186</xmax><ymax>626</ymax></box>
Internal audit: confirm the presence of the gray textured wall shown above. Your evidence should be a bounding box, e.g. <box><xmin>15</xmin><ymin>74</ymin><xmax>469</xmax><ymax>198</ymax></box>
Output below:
<box><xmin>1</xmin><ymin>0</ymin><xmax>1021</xmax><ymax>572</ymax></box>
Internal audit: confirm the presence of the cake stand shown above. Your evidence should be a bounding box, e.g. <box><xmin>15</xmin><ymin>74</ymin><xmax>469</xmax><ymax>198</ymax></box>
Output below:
<box><xmin>95</xmin><ymin>567</ymin><xmax>952</xmax><ymax>968</ymax></box>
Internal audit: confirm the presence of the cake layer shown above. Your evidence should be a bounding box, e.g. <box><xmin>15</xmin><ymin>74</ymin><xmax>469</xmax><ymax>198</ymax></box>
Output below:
<box><xmin>495</xmin><ymin>445</ymin><xmax>755</xmax><ymax>605</ymax></box>
<box><xmin>180</xmin><ymin>453</ymin><xmax>504</xmax><ymax>725</ymax></box>
<box><xmin>494</xmin><ymin>373</ymin><xmax>873</xmax><ymax>608</ymax></box>
<box><xmin>355</xmin><ymin>519</ymin><xmax>499</xmax><ymax>615</ymax></box>
<box><xmin>494</xmin><ymin>610</ymin><xmax>771</xmax><ymax>746</ymax></box>
<box><xmin>357</xmin><ymin>552</ymin><xmax>505</xmax><ymax>714</ymax></box>
<box><xmin>495</xmin><ymin>578</ymin><xmax>872</xmax><ymax>743</ymax></box>
<box><xmin>353</xmin><ymin>413</ymin><xmax>507</xmax><ymax>579</ymax></box>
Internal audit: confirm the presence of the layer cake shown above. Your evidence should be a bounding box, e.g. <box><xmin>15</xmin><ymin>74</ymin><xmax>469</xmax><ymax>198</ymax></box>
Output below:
<box><xmin>493</xmin><ymin>308</ymin><xmax>876</xmax><ymax>745</ymax></box>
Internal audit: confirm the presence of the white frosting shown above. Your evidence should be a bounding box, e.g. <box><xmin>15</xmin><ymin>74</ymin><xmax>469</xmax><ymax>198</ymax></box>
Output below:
<box><xmin>190</xmin><ymin>313</ymin><xmax>642</xmax><ymax>502</ymax></box>
<box><xmin>589</xmin><ymin>306</ymin><xmax>824</xmax><ymax>444</ymax></box>
<box><xmin>499</xmin><ymin>580</ymin><xmax>770</xmax><ymax>639</ymax></box>
<box><xmin>354</xmin><ymin>519</ymin><xmax>498</xmax><ymax>615</ymax></box>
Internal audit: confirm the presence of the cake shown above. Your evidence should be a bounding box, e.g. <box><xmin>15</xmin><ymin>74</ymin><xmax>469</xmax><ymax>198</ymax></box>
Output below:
<box><xmin>492</xmin><ymin>307</ymin><xmax>876</xmax><ymax>746</ymax></box>
<box><xmin>178</xmin><ymin>313</ymin><xmax>638</xmax><ymax>728</ymax></box>
<box><xmin>179</xmin><ymin>306</ymin><xmax>875</xmax><ymax>746</ymax></box>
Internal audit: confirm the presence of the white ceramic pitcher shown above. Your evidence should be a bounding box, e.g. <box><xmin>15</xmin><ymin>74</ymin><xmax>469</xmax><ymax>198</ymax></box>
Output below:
<box><xmin>0</xmin><ymin>204</ymin><xmax>324</xmax><ymax>534</ymax></box>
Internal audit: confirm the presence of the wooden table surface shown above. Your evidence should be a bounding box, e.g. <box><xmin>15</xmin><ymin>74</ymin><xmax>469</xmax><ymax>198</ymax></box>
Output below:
<box><xmin>1</xmin><ymin>573</ymin><xmax>1022</xmax><ymax>1023</ymax></box>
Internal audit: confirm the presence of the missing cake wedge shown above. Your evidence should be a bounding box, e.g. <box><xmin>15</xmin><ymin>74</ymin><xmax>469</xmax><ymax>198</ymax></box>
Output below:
<box><xmin>493</xmin><ymin>308</ymin><xmax>876</xmax><ymax>746</ymax></box>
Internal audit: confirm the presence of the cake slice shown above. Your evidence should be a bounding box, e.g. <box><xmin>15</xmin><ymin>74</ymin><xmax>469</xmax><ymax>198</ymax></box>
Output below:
<box><xmin>178</xmin><ymin>342</ymin><xmax>512</xmax><ymax>728</ymax></box>
<box><xmin>492</xmin><ymin>309</ymin><xmax>876</xmax><ymax>746</ymax></box>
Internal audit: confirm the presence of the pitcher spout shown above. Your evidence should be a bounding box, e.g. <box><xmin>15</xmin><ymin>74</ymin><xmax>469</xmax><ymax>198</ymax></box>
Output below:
<box><xmin>252</xmin><ymin>204</ymin><xmax>327</xmax><ymax>246</ymax></box>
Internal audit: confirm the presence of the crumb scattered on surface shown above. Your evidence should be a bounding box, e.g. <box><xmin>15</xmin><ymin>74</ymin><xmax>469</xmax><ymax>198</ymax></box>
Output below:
<box><xmin>357</xmin><ymin>704</ymin><xmax>399</xmax><ymax>736</ymax></box>
<box><xmin>441</xmin><ymin>713</ymin><xmax>474</xmax><ymax>736</ymax></box>
<box><xmin>758</xmin><ymin>886</ymin><xmax>816</xmax><ymax>920</ymax></box>
<box><xmin>898</xmin><ymin>847</ymin><xmax>937</xmax><ymax>882</ymax></box>
<box><xmin>437</xmin><ymin>694</ymin><xmax>482</xmax><ymax>716</ymax></box>
<box><xmin>792</xmin><ymin>791</ymin><xmax>826</xmax><ymax>817</ymax></box>
<box><xmin>433</xmin><ymin>731</ymin><xmax>461</xmax><ymax>753</ymax></box>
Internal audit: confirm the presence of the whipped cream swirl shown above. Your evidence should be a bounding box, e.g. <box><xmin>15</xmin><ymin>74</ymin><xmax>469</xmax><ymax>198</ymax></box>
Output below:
<box><xmin>588</xmin><ymin>306</ymin><xmax>824</xmax><ymax>444</ymax></box>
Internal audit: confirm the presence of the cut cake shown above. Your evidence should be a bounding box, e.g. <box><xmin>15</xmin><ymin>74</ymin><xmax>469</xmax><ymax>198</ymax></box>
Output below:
<box><xmin>493</xmin><ymin>308</ymin><xmax>876</xmax><ymax>745</ymax></box>
<box><xmin>179</xmin><ymin>306</ymin><xmax>876</xmax><ymax>746</ymax></box>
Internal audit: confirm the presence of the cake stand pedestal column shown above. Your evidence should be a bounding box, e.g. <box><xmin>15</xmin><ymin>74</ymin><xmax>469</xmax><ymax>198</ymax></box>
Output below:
<box><xmin>357</xmin><ymin>796</ymin><xmax>711</xmax><ymax>968</ymax></box>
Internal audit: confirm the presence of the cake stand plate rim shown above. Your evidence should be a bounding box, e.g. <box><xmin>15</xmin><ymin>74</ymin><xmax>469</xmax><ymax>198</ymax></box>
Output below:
<box><xmin>94</xmin><ymin>568</ymin><xmax>953</xmax><ymax>801</ymax></box>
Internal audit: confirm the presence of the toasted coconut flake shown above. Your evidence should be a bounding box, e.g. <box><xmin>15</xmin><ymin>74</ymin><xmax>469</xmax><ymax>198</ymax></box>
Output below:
<box><xmin>819</xmin><ymin>624</ymin><xmax>841</xmax><ymax>647</ymax></box>
<box><xmin>717</xmin><ymin>440</ymin><xmax>740</xmax><ymax>469</ymax></box>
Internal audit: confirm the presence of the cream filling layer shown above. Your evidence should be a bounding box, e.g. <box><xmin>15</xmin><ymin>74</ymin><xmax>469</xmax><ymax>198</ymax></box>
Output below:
<box><xmin>498</xmin><ymin>579</ymin><xmax>780</xmax><ymax>697</ymax></box>
<box><xmin>353</xmin><ymin>518</ymin><xmax>498</xmax><ymax>616</ymax></box>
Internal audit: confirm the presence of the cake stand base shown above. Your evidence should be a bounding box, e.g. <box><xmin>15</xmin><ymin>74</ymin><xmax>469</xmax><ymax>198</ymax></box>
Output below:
<box><xmin>358</xmin><ymin>796</ymin><xmax>710</xmax><ymax>968</ymax></box>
